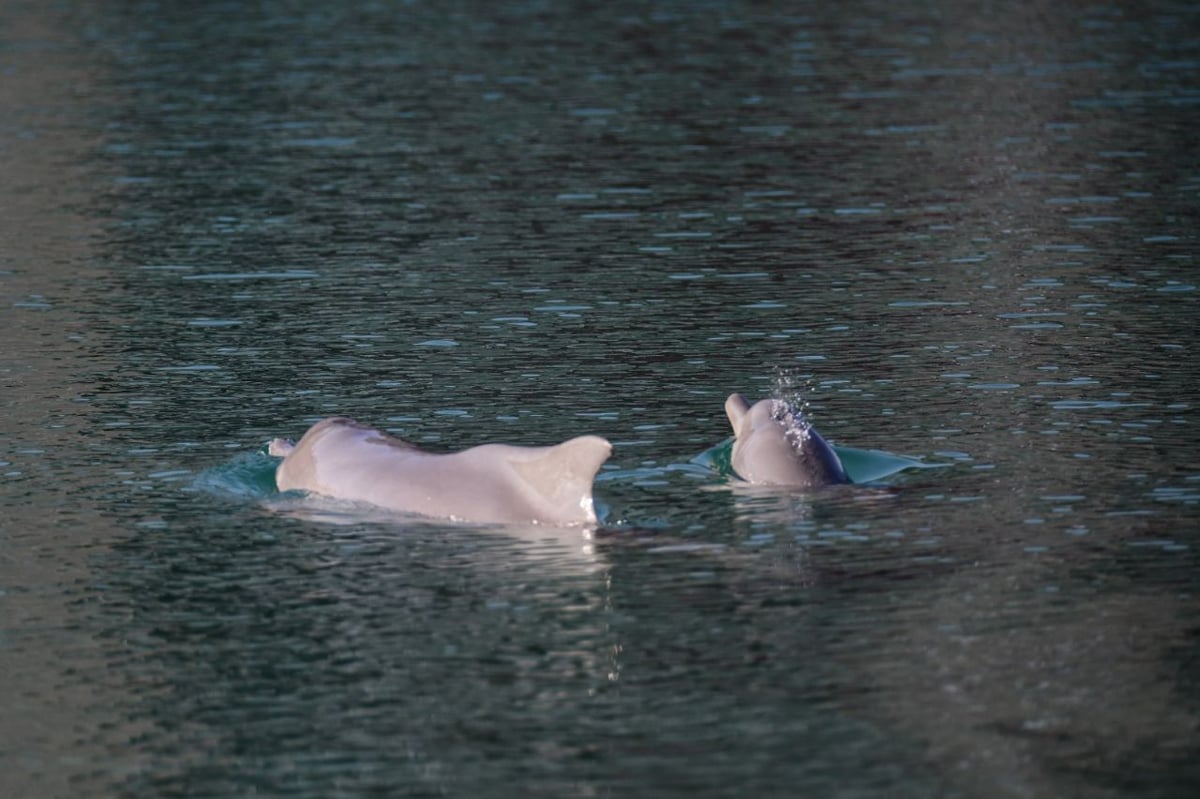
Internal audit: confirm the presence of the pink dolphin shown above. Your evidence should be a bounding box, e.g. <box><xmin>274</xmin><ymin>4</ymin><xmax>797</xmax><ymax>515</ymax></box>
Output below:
<box><xmin>724</xmin><ymin>394</ymin><xmax>849</xmax><ymax>488</ymax></box>
<box><xmin>269</xmin><ymin>417</ymin><xmax>612</xmax><ymax>526</ymax></box>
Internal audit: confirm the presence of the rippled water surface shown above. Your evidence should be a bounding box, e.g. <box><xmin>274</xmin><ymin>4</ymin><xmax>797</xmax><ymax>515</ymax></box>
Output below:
<box><xmin>3</xmin><ymin>0</ymin><xmax>1198</xmax><ymax>796</ymax></box>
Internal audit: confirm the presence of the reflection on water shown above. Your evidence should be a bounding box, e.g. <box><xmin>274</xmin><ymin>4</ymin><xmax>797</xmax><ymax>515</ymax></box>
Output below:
<box><xmin>2</xmin><ymin>0</ymin><xmax>1198</xmax><ymax>796</ymax></box>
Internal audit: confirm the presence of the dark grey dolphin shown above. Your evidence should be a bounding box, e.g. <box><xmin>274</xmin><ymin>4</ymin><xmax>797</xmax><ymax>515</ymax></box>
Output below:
<box><xmin>724</xmin><ymin>393</ymin><xmax>850</xmax><ymax>488</ymax></box>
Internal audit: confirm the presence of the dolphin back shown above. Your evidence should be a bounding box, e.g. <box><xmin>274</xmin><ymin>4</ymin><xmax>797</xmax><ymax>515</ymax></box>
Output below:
<box><xmin>271</xmin><ymin>417</ymin><xmax>612</xmax><ymax>526</ymax></box>
<box><xmin>793</xmin><ymin>425</ymin><xmax>849</xmax><ymax>487</ymax></box>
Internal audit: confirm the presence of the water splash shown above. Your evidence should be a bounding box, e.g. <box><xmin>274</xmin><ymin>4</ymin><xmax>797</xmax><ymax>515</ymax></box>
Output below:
<box><xmin>770</xmin><ymin>367</ymin><xmax>818</xmax><ymax>445</ymax></box>
<box><xmin>771</xmin><ymin>366</ymin><xmax>815</xmax><ymax>416</ymax></box>
<box><xmin>760</xmin><ymin>368</ymin><xmax>951</xmax><ymax>481</ymax></box>
<box><xmin>770</xmin><ymin>398</ymin><xmax>815</xmax><ymax>447</ymax></box>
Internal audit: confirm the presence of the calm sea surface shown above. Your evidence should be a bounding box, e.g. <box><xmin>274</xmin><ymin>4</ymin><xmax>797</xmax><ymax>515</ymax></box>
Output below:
<box><xmin>2</xmin><ymin>0</ymin><xmax>1198</xmax><ymax>796</ymax></box>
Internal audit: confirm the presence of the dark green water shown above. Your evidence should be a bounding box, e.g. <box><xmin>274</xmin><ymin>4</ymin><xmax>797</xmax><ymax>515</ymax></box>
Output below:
<box><xmin>2</xmin><ymin>0</ymin><xmax>1198</xmax><ymax>796</ymax></box>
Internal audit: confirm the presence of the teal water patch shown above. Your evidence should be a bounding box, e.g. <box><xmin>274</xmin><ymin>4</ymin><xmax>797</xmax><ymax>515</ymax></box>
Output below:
<box><xmin>193</xmin><ymin>447</ymin><xmax>281</xmax><ymax>499</ymax></box>
<box><xmin>691</xmin><ymin>437</ymin><xmax>737</xmax><ymax>477</ymax></box>
<box><xmin>834</xmin><ymin>446</ymin><xmax>947</xmax><ymax>484</ymax></box>
<box><xmin>691</xmin><ymin>438</ymin><xmax>946</xmax><ymax>484</ymax></box>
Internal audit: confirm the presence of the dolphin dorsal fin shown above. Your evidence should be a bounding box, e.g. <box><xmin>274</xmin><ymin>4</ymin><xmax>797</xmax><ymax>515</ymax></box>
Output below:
<box><xmin>510</xmin><ymin>435</ymin><xmax>612</xmax><ymax>521</ymax></box>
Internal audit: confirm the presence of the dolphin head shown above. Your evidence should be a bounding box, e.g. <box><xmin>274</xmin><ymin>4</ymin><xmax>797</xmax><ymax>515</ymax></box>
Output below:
<box><xmin>724</xmin><ymin>393</ymin><xmax>849</xmax><ymax>488</ymax></box>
